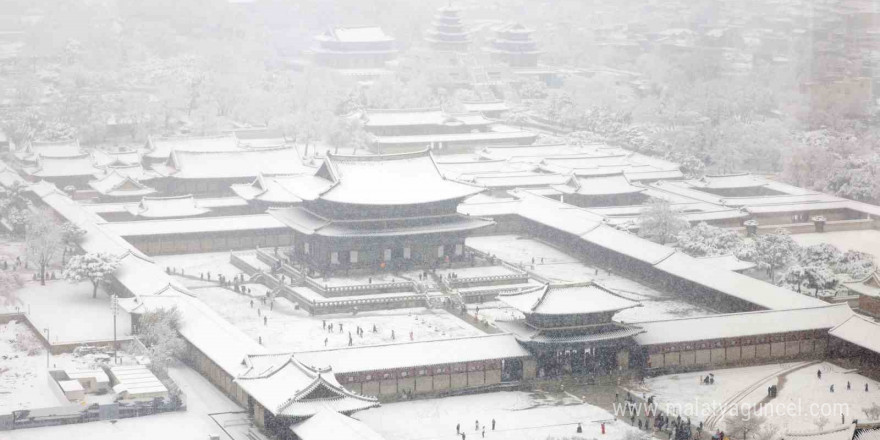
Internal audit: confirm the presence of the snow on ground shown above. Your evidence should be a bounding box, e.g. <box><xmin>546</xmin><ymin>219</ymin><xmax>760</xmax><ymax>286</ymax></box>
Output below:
<box><xmin>634</xmin><ymin>362</ymin><xmax>880</xmax><ymax>432</ymax></box>
<box><xmin>193</xmin><ymin>285</ymin><xmax>485</xmax><ymax>352</ymax></box>
<box><xmin>356</xmin><ymin>390</ymin><xmax>644</xmax><ymax>440</ymax></box>
<box><xmin>5</xmin><ymin>280</ymin><xmax>131</xmax><ymax>343</ymax></box>
<box><xmin>151</xmin><ymin>251</ymin><xmax>245</xmax><ymax>282</ymax></box>
<box><xmin>792</xmin><ymin>230</ymin><xmax>880</xmax><ymax>261</ymax></box>
<box><xmin>0</xmin><ymin>319</ymin><xmax>141</xmax><ymax>412</ymax></box>
<box><xmin>5</xmin><ymin>363</ymin><xmax>242</xmax><ymax>440</ymax></box>
<box><xmin>0</xmin><ymin>319</ymin><xmax>62</xmax><ymax>412</ymax></box>
<box><xmin>467</xmin><ymin>235</ymin><xmax>716</xmax><ymax>321</ymax></box>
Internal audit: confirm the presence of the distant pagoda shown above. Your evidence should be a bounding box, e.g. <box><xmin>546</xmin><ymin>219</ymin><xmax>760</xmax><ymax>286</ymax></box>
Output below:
<box><xmin>485</xmin><ymin>22</ymin><xmax>542</xmax><ymax>68</ymax></box>
<box><xmin>425</xmin><ymin>4</ymin><xmax>471</xmax><ymax>53</ymax></box>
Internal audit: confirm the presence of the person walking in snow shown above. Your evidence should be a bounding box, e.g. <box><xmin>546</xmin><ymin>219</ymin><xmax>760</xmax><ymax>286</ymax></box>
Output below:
<box><xmin>324</xmin><ymin>337</ymin><xmax>328</xmax><ymax>347</ymax></box>
<box><xmin>456</xmin><ymin>423</ymin><xmax>460</xmax><ymax>434</ymax></box>
<box><xmin>475</xmin><ymin>420</ymin><xmax>479</xmax><ymax>431</ymax></box>
<box><xmin>492</xmin><ymin>419</ymin><xmax>495</xmax><ymax>430</ymax></box>
<box><xmin>830</xmin><ymin>384</ymin><xmax>835</xmax><ymax>393</ymax></box>
<box><xmin>817</xmin><ymin>369</ymin><xmax>822</xmax><ymax>379</ymax></box>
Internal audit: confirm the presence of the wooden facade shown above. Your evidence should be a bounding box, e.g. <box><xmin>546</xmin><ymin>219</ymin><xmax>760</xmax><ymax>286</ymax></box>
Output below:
<box><xmin>640</xmin><ymin>330</ymin><xmax>830</xmax><ymax>372</ymax></box>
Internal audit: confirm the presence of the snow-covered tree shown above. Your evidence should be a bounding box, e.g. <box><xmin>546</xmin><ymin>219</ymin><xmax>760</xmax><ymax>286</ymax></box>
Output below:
<box><xmin>836</xmin><ymin>250</ymin><xmax>875</xmax><ymax>280</ymax></box>
<box><xmin>748</xmin><ymin>229</ymin><xmax>800</xmax><ymax>282</ymax></box>
<box><xmin>783</xmin><ymin>264</ymin><xmax>838</xmax><ymax>296</ymax></box>
<box><xmin>637</xmin><ymin>199</ymin><xmax>689</xmax><ymax>244</ymax></box>
<box><xmin>0</xmin><ymin>271</ymin><xmax>23</xmax><ymax>309</ymax></box>
<box><xmin>25</xmin><ymin>209</ymin><xmax>63</xmax><ymax>286</ymax></box>
<box><xmin>59</xmin><ymin>223</ymin><xmax>86</xmax><ymax>266</ymax></box>
<box><xmin>138</xmin><ymin>306</ymin><xmax>185</xmax><ymax>375</ymax></box>
<box><xmin>63</xmin><ymin>252</ymin><xmax>120</xmax><ymax>298</ymax></box>
<box><xmin>677</xmin><ymin>222</ymin><xmax>746</xmax><ymax>257</ymax></box>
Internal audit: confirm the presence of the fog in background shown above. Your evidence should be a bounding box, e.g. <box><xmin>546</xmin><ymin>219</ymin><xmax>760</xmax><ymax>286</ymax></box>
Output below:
<box><xmin>1</xmin><ymin>0</ymin><xmax>879</xmax><ymax>202</ymax></box>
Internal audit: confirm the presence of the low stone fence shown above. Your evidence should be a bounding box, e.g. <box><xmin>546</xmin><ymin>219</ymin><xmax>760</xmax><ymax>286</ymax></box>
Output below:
<box><xmin>0</xmin><ymin>312</ymin><xmax>132</xmax><ymax>355</ymax></box>
<box><xmin>4</xmin><ymin>397</ymin><xmax>184</xmax><ymax>431</ymax></box>
<box><xmin>304</xmin><ymin>277</ymin><xmax>415</xmax><ymax>297</ymax></box>
<box><xmin>445</xmin><ymin>271</ymin><xmax>529</xmax><ymax>289</ymax></box>
<box><xmin>741</xmin><ymin>218</ymin><xmax>878</xmax><ymax>236</ymax></box>
<box><xmin>277</xmin><ymin>283</ymin><xmax>427</xmax><ymax>315</ymax></box>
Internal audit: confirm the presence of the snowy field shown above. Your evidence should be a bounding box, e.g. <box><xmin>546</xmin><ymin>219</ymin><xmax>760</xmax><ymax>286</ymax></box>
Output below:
<box><xmin>467</xmin><ymin>235</ymin><xmax>716</xmax><ymax>321</ymax></box>
<box><xmin>5</xmin><ymin>280</ymin><xmax>131</xmax><ymax>343</ymax></box>
<box><xmin>356</xmin><ymin>390</ymin><xmax>645</xmax><ymax>440</ymax></box>
<box><xmin>193</xmin><ymin>285</ymin><xmax>485</xmax><ymax>352</ymax></box>
<box><xmin>634</xmin><ymin>362</ymin><xmax>880</xmax><ymax>432</ymax></box>
<box><xmin>791</xmin><ymin>230</ymin><xmax>880</xmax><ymax>261</ymax></box>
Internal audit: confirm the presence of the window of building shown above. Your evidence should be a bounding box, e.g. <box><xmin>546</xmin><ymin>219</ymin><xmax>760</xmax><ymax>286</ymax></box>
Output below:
<box><xmin>437</xmin><ymin>245</ymin><xmax>445</xmax><ymax>258</ymax></box>
<box><xmin>383</xmin><ymin>248</ymin><xmax>392</xmax><ymax>261</ymax></box>
<box><xmin>455</xmin><ymin>244</ymin><xmax>463</xmax><ymax>256</ymax></box>
<box><xmin>403</xmin><ymin>247</ymin><xmax>411</xmax><ymax>259</ymax></box>
<box><xmin>303</xmin><ymin>242</ymin><xmax>310</xmax><ymax>255</ymax></box>
<box><xmin>350</xmin><ymin>250</ymin><xmax>358</xmax><ymax>263</ymax></box>
<box><xmin>331</xmin><ymin>252</ymin><xmax>339</xmax><ymax>264</ymax></box>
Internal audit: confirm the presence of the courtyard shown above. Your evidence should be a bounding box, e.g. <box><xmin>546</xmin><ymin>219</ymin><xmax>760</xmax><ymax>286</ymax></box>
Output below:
<box><xmin>355</xmin><ymin>390</ymin><xmax>646</xmax><ymax>440</ymax></box>
<box><xmin>192</xmin><ymin>284</ymin><xmax>486</xmax><ymax>352</ymax></box>
<box><xmin>632</xmin><ymin>362</ymin><xmax>880</xmax><ymax>432</ymax></box>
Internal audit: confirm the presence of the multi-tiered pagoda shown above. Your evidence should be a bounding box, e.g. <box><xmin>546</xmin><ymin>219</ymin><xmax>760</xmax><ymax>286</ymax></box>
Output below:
<box><xmin>269</xmin><ymin>150</ymin><xmax>493</xmax><ymax>274</ymax></box>
<box><xmin>495</xmin><ymin>283</ymin><xmax>644</xmax><ymax>376</ymax></box>
<box><xmin>425</xmin><ymin>5</ymin><xmax>471</xmax><ymax>53</ymax></box>
<box><xmin>485</xmin><ymin>22</ymin><xmax>542</xmax><ymax>68</ymax></box>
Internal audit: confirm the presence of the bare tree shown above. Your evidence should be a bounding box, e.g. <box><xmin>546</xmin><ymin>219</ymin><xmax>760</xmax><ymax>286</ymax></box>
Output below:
<box><xmin>725</xmin><ymin>413</ymin><xmax>767</xmax><ymax>440</ymax></box>
<box><xmin>25</xmin><ymin>208</ymin><xmax>62</xmax><ymax>286</ymax></box>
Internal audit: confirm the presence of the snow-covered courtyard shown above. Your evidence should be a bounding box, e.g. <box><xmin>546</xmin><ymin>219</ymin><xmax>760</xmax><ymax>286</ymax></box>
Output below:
<box><xmin>633</xmin><ymin>362</ymin><xmax>880</xmax><ymax>432</ymax></box>
<box><xmin>467</xmin><ymin>235</ymin><xmax>716</xmax><ymax>321</ymax></box>
<box><xmin>4</xmin><ymin>280</ymin><xmax>131</xmax><ymax>343</ymax></box>
<box><xmin>192</xmin><ymin>284</ymin><xmax>485</xmax><ymax>352</ymax></box>
<box><xmin>355</xmin><ymin>390</ymin><xmax>644</xmax><ymax>440</ymax></box>
<box><xmin>792</xmin><ymin>230</ymin><xmax>880</xmax><ymax>261</ymax></box>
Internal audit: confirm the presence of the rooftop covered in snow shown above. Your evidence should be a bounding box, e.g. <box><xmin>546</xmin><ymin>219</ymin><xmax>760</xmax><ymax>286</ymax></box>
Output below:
<box><xmin>315</xmin><ymin>149</ymin><xmax>484</xmax><ymax>206</ymax></box>
<box><xmin>498</xmin><ymin>283</ymin><xmax>640</xmax><ymax>316</ymax></box>
<box><xmin>632</xmin><ymin>304</ymin><xmax>853</xmax><ymax>345</ymax></box>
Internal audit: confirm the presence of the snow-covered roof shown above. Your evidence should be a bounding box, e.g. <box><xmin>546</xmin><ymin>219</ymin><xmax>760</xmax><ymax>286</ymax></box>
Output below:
<box><xmin>513</xmin><ymin>190</ymin><xmax>829</xmax><ymax>310</ymax></box>
<box><xmin>270</xmin><ymin>207</ymin><xmax>493</xmax><ymax>238</ymax></box>
<box><xmin>294</xmin><ymin>334</ymin><xmax>530</xmax><ymax>374</ymax></box>
<box><xmin>554</xmin><ymin>174</ymin><xmax>644</xmax><ymax>196</ymax></box>
<box><xmin>654</xmin><ymin>251</ymin><xmax>828</xmax><ymax>310</ymax></box>
<box><xmin>842</xmin><ymin>271</ymin><xmax>880</xmax><ymax>297</ymax></box>
<box><xmin>231</xmin><ymin>173</ymin><xmax>333</xmax><ymax>204</ymax></box>
<box><xmin>317</xmin><ymin>149</ymin><xmax>484</xmax><ymax>205</ymax></box>
<box><xmin>480</xmin><ymin>144</ymin><xmax>588</xmax><ymax>160</ymax></box>
<box><xmin>498</xmin><ymin>283</ymin><xmax>640</xmax><ymax>316</ymax></box>
<box><xmin>236</xmin><ymin>353</ymin><xmax>378</xmax><ymax>418</ymax></box>
<box><xmin>694</xmin><ymin>254</ymin><xmax>757</xmax><ymax>272</ymax></box>
<box><xmin>291</xmin><ymin>409</ymin><xmax>387</xmax><ymax>440</ymax></box>
<box><xmin>515</xmin><ymin>189</ymin><xmax>604</xmax><ymax>235</ymax></box>
<box><xmin>582</xmin><ymin>225</ymin><xmax>676</xmax><ymax>265</ymax></box>
<box><xmin>462</xmin><ymin>101</ymin><xmax>509</xmax><ymax>113</ymax></box>
<box><xmin>685</xmin><ymin>173</ymin><xmax>768</xmax><ymax>190</ymax></box>
<box><xmin>145</xmin><ymin>134</ymin><xmax>240</xmax><ymax>160</ymax></box>
<box><xmin>319</xmin><ymin>26</ymin><xmax>394</xmax><ymax>43</ymax></box>
<box><xmin>16</xmin><ymin>139</ymin><xmax>81</xmax><ymax>160</ymax></box>
<box><xmin>153</xmin><ymin>147</ymin><xmax>306</xmax><ymax>180</ymax></box>
<box><xmin>829</xmin><ymin>314</ymin><xmax>880</xmax><ymax>356</ymax></box>
<box><xmin>88</xmin><ymin>171</ymin><xmax>157</xmax><ymax>197</ymax></box>
<box><xmin>94</xmin><ymin>164</ymin><xmax>157</xmax><ymax>181</ymax></box>
<box><xmin>102</xmin><ymin>214</ymin><xmax>287</xmax><ymax>237</ymax></box>
<box><xmin>472</xmin><ymin>172</ymin><xmax>571</xmax><ymax>189</ymax></box>
<box><xmin>373</xmin><ymin>130</ymin><xmax>537</xmax><ymax>145</ymax></box>
<box><xmin>24</xmin><ymin>154</ymin><xmax>101</xmax><ymax>177</ymax></box>
<box><xmin>784</xmin><ymin>424</ymin><xmax>856</xmax><ymax>440</ymax></box>
<box><xmin>124</xmin><ymin>195</ymin><xmax>211</xmax><ymax>219</ymax></box>
<box><xmin>92</xmin><ymin>150</ymin><xmax>142</xmax><ymax>167</ymax></box>
<box><xmin>632</xmin><ymin>303</ymin><xmax>853</xmax><ymax>345</ymax></box>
